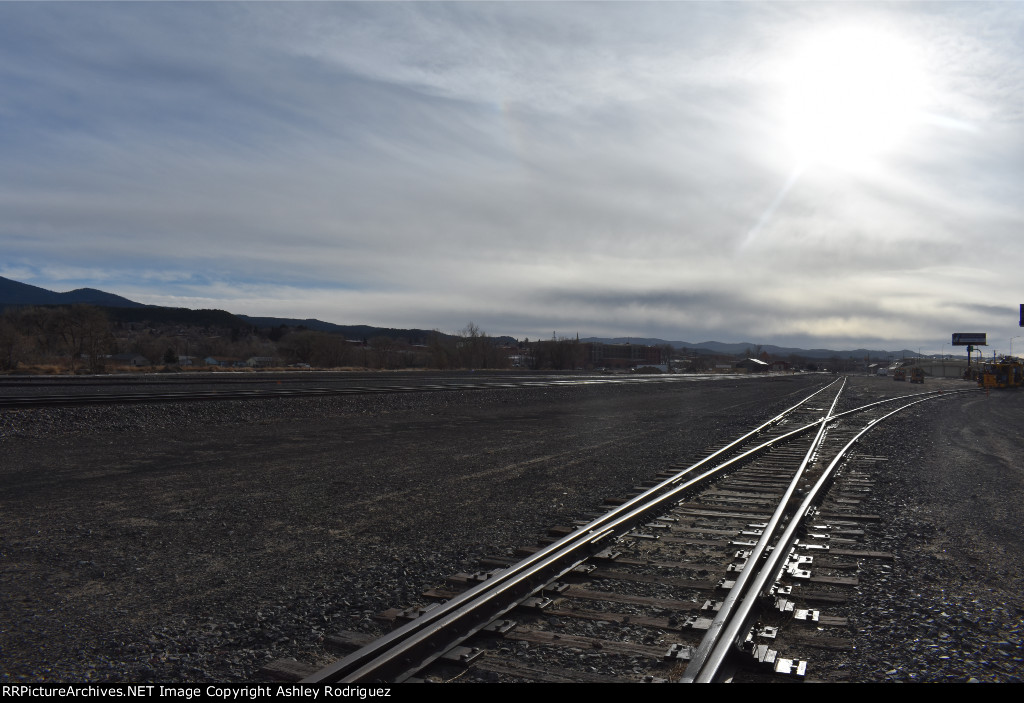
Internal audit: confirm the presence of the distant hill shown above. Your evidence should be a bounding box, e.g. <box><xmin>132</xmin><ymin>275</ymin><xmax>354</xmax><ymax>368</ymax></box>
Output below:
<box><xmin>238</xmin><ymin>315</ymin><xmax>517</xmax><ymax>345</ymax></box>
<box><xmin>104</xmin><ymin>306</ymin><xmax>250</xmax><ymax>328</ymax></box>
<box><xmin>60</xmin><ymin>287</ymin><xmax>147</xmax><ymax>308</ymax></box>
<box><xmin>2</xmin><ymin>275</ymin><xmax>920</xmax><ymax>357</ymax></box>
<box><xmin>237</xmin><ymin>316</ymin><xmax>444</xmax><ymax>343</ymax></box>
<box><xmin>582</xmin><ymin>337</ymin><xmax>919</xmax><ymax>361</ymax></box>
<box><xmin>0</xmin><ymin>276</ymin><xmax>481</xmax><ymax>343</ymax></box>
<box><xmin>0</xmin><ymin>276</ymin><xmax>145</xmax><ymax>308</ymax></box>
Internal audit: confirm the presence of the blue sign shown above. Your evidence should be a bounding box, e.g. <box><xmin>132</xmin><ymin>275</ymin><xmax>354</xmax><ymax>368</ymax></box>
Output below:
<box><xmin>952</xmin><ymin>333</ymin><xmax>986</xmax><ymax>346</ymax></box>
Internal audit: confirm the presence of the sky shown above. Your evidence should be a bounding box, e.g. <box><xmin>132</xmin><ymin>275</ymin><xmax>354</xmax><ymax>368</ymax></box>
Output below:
<box><xmin>2</xmin><ymin>2</ymin><xmax>1023</xmax><ymax>354</ymax></box>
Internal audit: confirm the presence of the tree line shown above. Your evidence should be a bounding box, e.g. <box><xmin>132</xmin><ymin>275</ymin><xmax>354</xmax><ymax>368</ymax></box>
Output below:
<box><xmin>0</xmin><ymin>306</ymin><xmax>534</xmax><ymax>372</ymax></box>
<box><xmin>1</xmin><ymin>305</ymin><xmax>112</xmax><ymax>372</ymax></box>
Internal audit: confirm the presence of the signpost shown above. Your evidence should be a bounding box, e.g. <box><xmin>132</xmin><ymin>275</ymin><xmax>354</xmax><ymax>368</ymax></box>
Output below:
<box><xmin>953</xmin><ymin>333</ymin><xmax>987</xmax><ymax>372</ymax></box>
<box><xmin>952</xmin><ymin>333</ymin><xmax>986</xmax><ymax>346</ymax></box>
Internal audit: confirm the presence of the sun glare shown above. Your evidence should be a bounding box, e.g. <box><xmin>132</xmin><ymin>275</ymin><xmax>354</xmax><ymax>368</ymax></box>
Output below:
<box><xmin>781</xmin><ymin>25</ymin><xmax>926</xmax><ymax>170</ymax></box>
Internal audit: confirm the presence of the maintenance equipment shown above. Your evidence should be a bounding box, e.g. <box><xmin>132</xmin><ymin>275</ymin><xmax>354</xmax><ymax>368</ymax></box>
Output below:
<box><xmin>978</xmin><ymin>358</ymin><xmax>1023</xmax><ymax>389</ymax></box>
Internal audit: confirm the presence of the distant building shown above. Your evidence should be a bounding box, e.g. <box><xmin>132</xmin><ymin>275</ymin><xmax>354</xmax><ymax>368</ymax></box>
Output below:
<box><xmin>204</xmin><ymin>356</ymin><xmax>243</xmax><ymax>367</ymax></box>
<box><xmin>584</xmin><ymin>343</ymin><xmax>663</xmax><ymax>370</ymax></box>
<box><xmin>735</xmin><ymin>358</ymin><xmax>770</xmax><ymax>373</ymax></box>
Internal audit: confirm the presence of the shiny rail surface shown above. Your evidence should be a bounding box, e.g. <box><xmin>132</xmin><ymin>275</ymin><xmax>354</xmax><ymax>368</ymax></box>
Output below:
<box><xmin>680</xmin><ymin>376</ymin><xmax>850</xmax><ymax>681</ymax></box>
<box><xmin>302</xmin><ymin>380</ymin><xmax>843</xmax><ymax>683</ymax></box>
<box><xmin>684</xmin><ymin>391</ymin><xmax>953</xmax><ymax>682</ymax></box>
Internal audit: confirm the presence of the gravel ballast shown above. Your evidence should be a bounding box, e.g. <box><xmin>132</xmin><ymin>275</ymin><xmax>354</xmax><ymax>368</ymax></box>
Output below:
<box><xmin>1</xmin><ymin>374</ymin><xmax>1020</xmax><ymax>683</ymax></box>
<box><xmin>829</xmin><ymin>383</ymin><xmax>1024</xmax><ymax>682</ymax></box>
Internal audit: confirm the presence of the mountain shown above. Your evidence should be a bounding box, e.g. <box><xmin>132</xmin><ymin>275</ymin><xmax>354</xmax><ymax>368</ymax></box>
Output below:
<box><xmin>104</xmin><ymin>306</ymin><xmax>250</xmax><ymax>328</ymax></box>
<box><xmin>0</xmin><ymin>277</ymin><xmax>466</xmax><ymax>342</ymax></box>
<box><xmin>2</xmin><ymin>275</ymin><xmax>921</xmax><ymax>357</ymax></box>
<box><xmin>581</xmin><ymin>337</ymin><xmax>920</xmax><ymax>360</ymax></box>
<box><xmin>0</xmin><ymin>276</ymin><xmax>145</xmax><ymax>308</ymax></box>
<box><xmin>237</xmin><ymin>315</ymin><xmax>517</xmax><ymax>345</ymax></box>
<box><xmin>238</xmin><ymin>316</ymin><xmax>445</xmax><ymax>343</ymax></box>
<box><xmin>57</xmin><ymin>287</ymin><xmax>146</xmax><ymax>308</ymax></box>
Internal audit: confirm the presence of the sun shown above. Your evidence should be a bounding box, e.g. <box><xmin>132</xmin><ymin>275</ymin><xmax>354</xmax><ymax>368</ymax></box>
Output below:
<box><xmin>780</xmin><ymin>25</ymin><xmax>927</xmax><ymax>170</ymax></box>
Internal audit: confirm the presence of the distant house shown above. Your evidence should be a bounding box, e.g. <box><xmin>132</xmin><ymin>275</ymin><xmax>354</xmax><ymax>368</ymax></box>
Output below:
<box><xmin>204</xmin><ymin>356</ymin><xmax>243</xmax><ymax>367</ymax></box>
<box><xmin>246</xmin><ymin>356</ymin><xmax>278</xmax><ymax>367</ymax></box>
<box><xmin>110</xmin><ymin>353</ymin><xmax>150</xmax><ymax>367</ymax></box>
<box><xmin>735</xmin><ymin>358</ymin><xmax>770</xmax><ymax>373</ymax></box>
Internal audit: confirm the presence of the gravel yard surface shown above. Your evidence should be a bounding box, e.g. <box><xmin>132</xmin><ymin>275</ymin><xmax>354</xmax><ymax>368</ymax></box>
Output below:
<box><xmin>1</xmin><ymin>373</ymin><xmax>1021</xmax><ymax>683</ymax></box>
<box><xmin>830</xmin><ymin>380</ymin><xmax>1024</xmax><ymax>682</ymax></box>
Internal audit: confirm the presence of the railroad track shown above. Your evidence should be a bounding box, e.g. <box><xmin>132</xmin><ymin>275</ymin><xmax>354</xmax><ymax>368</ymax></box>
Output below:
<box><xmin>0</xmin><ymin>373</ymin><xmax>753</xmax><ymax>408</ymax></box>
<box><xmin>274</xmin><ymin>377</ymin><xmax>974</xmax><ymax>684</ymax></box>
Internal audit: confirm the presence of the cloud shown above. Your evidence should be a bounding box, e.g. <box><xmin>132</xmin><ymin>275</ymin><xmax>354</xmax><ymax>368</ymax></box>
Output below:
<box><xmin>1</xmin><ymin>2</ymin><xmax>1023</xmax><ymax>352</ymax></box>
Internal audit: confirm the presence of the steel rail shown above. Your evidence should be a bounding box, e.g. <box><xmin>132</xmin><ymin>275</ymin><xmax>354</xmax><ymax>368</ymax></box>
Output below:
<box><xmin>681</xmin><ymin>377</ymin><xmax>847</xmax><ymax>682</ymax></box>
<box><xmin>302</xmin><ymin>379</ymin><xmax>844</xmax><ymax>683</ymax></box>
<box><xmin>685</xmin><ymin>388</ymin><xmax>974</xmax><ymax>683</ymax></box>
<box><xmin>304</xmin><ymin>382</ymin><xmax>965</xmax><ymax>683</ymax></box>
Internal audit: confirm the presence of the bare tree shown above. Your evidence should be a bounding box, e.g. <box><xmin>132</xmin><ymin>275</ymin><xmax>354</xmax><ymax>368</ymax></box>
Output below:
<box><xmin>0</xmin><ymin>311</ymin><xmax>28</xmax><ymax>370</ymax></box>
<box><xmin>370</xmin><ymin>336</ymin><xmax>397</xmax><ymax>369</ymax></box>
<box><xmin>428</xmin><ymin>330</ymin><xmax>456</xmax><ymax>369</ymax></box>
<box><xmin>532</xmin><ymin>335</ymin><xmax>584</xmax><ymax>370</ymax></box>
<box><xmin>458</xmin><ymin>323</ymin><xmax>490</xmax><ymax>369</ymax></box>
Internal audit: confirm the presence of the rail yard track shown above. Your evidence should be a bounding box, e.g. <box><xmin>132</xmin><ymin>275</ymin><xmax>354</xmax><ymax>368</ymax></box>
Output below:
<box><xmin>6</xmin><ymin>373</ymin><xmax>1017</xmax><ymax>683</ymax></box>
<box><xmin>277</xmin><ymin>378</ymin><xmax>976</xmax><ymax>684</ymax></box>
<box><xmin>0</xmin><ymin>372</ymin><xmax>749</xmax><ymax>408</ymax></box>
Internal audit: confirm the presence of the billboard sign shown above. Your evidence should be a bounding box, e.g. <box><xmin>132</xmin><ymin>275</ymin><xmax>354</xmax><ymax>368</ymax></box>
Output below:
<box><xmin>952</xmin><ymin>333</ymin><xmax>986</xmax><ymax>346</ymax></box>
<box><xmin>1020</xmin><ymin>304</ymin><xmax>1023</xmax><ymax>327</ymax></box>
